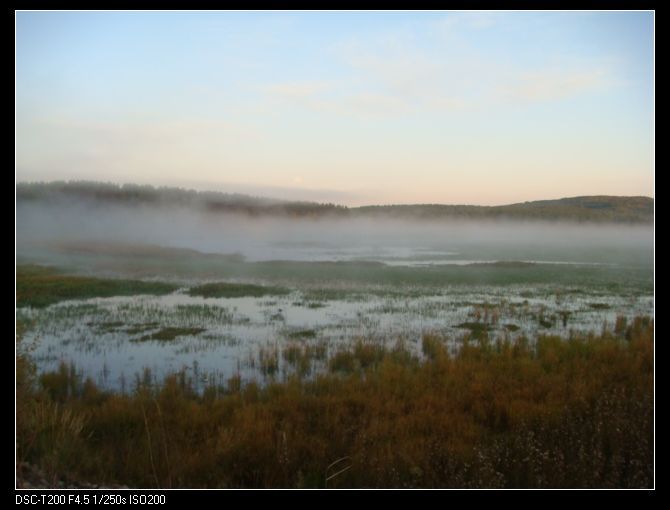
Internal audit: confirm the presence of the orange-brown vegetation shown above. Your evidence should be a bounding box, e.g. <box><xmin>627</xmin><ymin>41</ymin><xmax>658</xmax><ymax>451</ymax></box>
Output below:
<box><xmin>16</xmin><ymin>318</ymin><xmax>653</xmax><ymax>488</ymax></box>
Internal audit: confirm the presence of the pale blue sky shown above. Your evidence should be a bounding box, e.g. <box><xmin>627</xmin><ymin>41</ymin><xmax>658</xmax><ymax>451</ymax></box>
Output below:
<box><xmin>16</xmin><ymin>11</ymin><xmax>653</xmax><ymax>205</ymax></box>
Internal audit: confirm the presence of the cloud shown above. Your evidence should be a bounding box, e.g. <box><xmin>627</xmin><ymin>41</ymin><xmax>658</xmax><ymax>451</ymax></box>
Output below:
<box><xmin>340</xmin><ymin>42</ymin><xmax>444</xmax><ymax>100</ymax></box>
<box><xmin>264</xmin><ymin>39</ymin><xmax>472</xmax><ymax>117</ymax></box>
<box><xmin>337</xmin><ymin>32</ymin><xmax>617</xmax><ymax>110</ymax></box>
<box><xmin>504</xmin><ymin>67</ymin><xmax>611</xmax><ymax>102</ymax></box>
<box><xmin>261</xmin><ymin>19</ymin><xmax>618</xmax><ymax>118</ymax></box>
<box><xmin>264</xmin><ymin>79</ymin><xmax>414</xmax><ymax>117</ymax></box>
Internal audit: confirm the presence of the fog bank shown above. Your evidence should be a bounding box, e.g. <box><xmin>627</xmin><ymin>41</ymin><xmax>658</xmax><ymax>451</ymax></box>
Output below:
<box><xmin>16</xmin><ymin>201</ymin><xmax>653</xmax><ymax>266</ymax></box>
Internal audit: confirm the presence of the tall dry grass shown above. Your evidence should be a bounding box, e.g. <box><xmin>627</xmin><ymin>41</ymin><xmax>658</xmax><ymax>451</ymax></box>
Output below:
<box><xmin>16</xmin><ymin>317</ymin><xmax>653</xmax><ymax>488</ymax></box>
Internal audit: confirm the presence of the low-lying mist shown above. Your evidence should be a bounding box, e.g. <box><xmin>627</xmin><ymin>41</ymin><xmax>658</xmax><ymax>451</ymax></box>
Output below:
<box><xmin>16</xmin><ymin>200</ymin><xmax>654</xmax><ymax>267</ymax></box>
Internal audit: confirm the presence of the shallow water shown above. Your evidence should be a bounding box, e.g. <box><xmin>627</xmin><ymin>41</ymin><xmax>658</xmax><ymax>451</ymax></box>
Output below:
<box><xmin>18</xmin><ymin>284</ymin><xmax>653</xmax><ymax>391</ymax></box>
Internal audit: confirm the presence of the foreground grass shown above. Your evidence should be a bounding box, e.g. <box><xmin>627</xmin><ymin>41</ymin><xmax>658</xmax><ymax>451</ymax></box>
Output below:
<box><xmin>16</xmin><ymin>265</ymin><xmax>178</xmax><ymax>308</ymax></box>
<box><xmin>16</xmin><ymin>318</ymin><xmax>653</xmax><ymax>488</ymax></box>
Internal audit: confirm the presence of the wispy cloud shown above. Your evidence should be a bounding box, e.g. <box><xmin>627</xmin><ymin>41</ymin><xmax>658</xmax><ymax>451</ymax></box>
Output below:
<box><xmin>265</xmin><ymin>39</ymin><xmax>469</xmax><ymax>117</ymax></box>
<box><xmin>264</xmin><ymin>79</ymin><xmax>413</xmax><ymax>117</ymax></box>
<box><xmin>340</xmin><ymin>42</ymin><xmax>444</xmax><ymax>99</ymax></box>
<box><xmin>264</xmin><ymin>20</ymin><xmax>616</xmax><ymax>119</ymax></box>
<box><xmin>504</xmin><ymin>67</ymin><xmax>611</xmax><ymax>102</ymax></box>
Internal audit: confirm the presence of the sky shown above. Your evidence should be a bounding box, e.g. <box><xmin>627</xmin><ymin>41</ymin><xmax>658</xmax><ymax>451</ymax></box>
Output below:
<box><xmin>15</xmin><ymin>11</ymin><xmax>654</xmax><ymax>206</ymax></box>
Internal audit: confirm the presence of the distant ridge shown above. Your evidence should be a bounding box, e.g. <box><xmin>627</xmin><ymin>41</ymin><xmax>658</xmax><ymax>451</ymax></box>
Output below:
<box><xmin>355</xmin><ymin>195</ymin><xmax>653</xmax><ymax>223</ymax></box>
<box><xmin>16</xmin><ymin>181</ymin><xmax>653</xmax><ymax>223</ymax></box>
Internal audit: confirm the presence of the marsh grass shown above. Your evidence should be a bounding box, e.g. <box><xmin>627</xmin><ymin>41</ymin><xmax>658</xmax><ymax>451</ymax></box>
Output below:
<box><xmin>124</xmin><ymin>323</ymin><xmax>160</xmax><ymax>335</ymax></box>
<box><xmin>174</xmin><ymin>304</ymin><xmax>235</xmax><ymax>324</ymax></box>
<box><xmin>292</xmin><ymin>300</ymin><xmax>327</xmax><ymax>309</ymax></box>
<box><xmin>17</xmin><ymin>317</ymin><xmax>653</xmax><ymax>488</ymax></box>
<box><xmin>16</xmin><ymin>265</ymin><xmax>178</xmax><ymax>308</ymax></box>
<box><xmin>136</xmin><ymin>327</ymin><xmax>206</xmax><ymax>342</ymax></box>
<box><xmin>259</xmin><ymin>345</ymin><xmax>279</xmax><ymax>377</ymax></box>
<box><xmin>187</xmin><ymin>282</ymin><xmax>290</xmax><ymax>298</ymax></box>
<box><xmin>282</xmin><ymin>339</ymin><xmax>329</xmax><ymax>378</ymax></box>
<box><xmin>95</xmin><ymin>321</ymin><xmax>125</xmax><ymax>333</ymax></box>
<box><xmin>329</xmin><ymin>340</ymin><xmax>386</xmax><ymax>373</ymax></box>
<box><xmin>456</xmin><ymin>322</ymin><xmax>492</xmax><ymax>340</ymax></box>
<box><xmin>287</xmin><ymin>329</ymin><xmax>317</xmax><ymax>340</ymax></box>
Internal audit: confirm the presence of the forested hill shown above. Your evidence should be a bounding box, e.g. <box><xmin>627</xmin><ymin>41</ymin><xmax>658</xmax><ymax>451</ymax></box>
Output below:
<box><xmin>355</xmin><ymin>196</ymin><xmax>654</xmax><ymax>223</ymax></box>
<box><xmin>16</xmin><ymin>181</ymin><xmax>653</xmax><ymax>223</ymax></box>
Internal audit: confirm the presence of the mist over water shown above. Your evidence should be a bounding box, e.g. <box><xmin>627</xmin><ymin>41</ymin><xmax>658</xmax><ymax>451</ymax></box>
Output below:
<box><xmin>16</xmin><ymin>201</ymin><xmax>653</xmax><ymax>267</ymax></box>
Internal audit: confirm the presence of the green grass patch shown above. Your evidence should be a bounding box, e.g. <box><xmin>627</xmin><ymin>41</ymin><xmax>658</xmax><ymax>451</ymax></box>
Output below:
<box><xmin>456</xmin><ymin>322</ymin><xmax>492</xmax><ymax>333</ymax></box>
<box><xmin>16</xmin><ymin>264</ymin><xmax>178</xmax><ymax>308</ymax></box>
<box><xmin>301</xmin><ymin>288</ymin><xmax>363</xmax><ymax>301</ymax></box>
<box><xmin>539</xmin><ymin>318</ymin><xmax>554</xmax><ymax>328</ymax></box>
<box><xmin>95</xmin><ymin>321</ymin><xmax>125</xmax><ymax>333</ymax></box>
<box><xmin>124</xmin><ymin>322</ymin><xmax>160</xmax><ymax>335</ymax></box>
<box><xmin>136</xmin><ymin>327</ymin><xmax>206</xmax><ymax>342</ymax></box>
<box><xmin>287</xmin><ymin>329</ymin><xmax>318</xmax><ymax>340</ymax></box>
<box><xmin>456</xmin><ymin>321</ymin><xmax>492</xmax><ymax>341</ymax></box>
<box><xmin>187</xmin><ymin>282</ymin><xmax>290</xmax><ymax>298</ymax></box>
<box><xmin>293</xmin><ymin>300</ymin><xmax>327</xmax><ymax>309</ymax></box>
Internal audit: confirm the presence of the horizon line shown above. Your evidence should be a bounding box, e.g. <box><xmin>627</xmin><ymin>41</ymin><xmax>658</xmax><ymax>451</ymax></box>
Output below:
<box><xmin>15</xmin><ymin>179</ymin><xmax>654</xmax><ymax>210</ymax></box>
